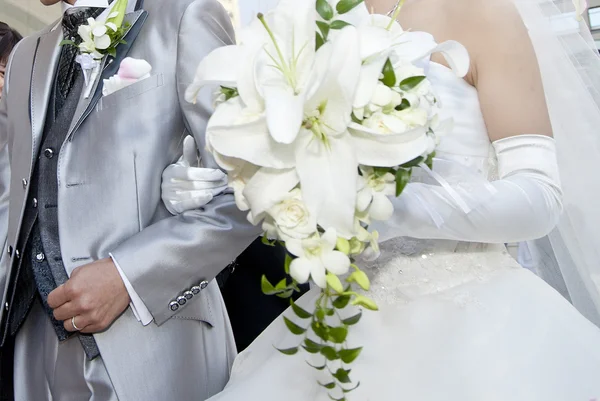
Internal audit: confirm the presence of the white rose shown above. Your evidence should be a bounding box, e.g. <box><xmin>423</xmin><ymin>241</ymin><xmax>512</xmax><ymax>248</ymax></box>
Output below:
<box><xmin>268</xmin><ymin>189</ymin><xmax>317</xmax><ymax>241</ymax></box>
<box><xmin>393</xmin><ymin>107</ymin><xmax>428</xmax><ymax>128</ymax></box>
<box><xmin>362</xmin><ymin>111</ymin><xmax>409</xmax><ymax>134</ymax></box>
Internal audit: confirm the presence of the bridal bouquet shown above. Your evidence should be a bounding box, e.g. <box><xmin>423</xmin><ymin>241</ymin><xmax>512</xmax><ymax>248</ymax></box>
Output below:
<box><xmin>186</xmin><ymin>0</ymin><xmax>464</xmax><ymax>397</ymax></box>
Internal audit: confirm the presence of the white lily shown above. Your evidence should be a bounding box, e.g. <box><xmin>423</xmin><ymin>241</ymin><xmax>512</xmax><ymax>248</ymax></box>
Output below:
<box><xmin>287</xmin><ymin>228</ymin><xmax>351</xmax><ymax>288</ymax></box>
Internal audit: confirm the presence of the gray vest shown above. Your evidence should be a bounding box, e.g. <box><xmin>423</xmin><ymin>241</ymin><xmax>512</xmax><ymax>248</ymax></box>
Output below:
<box><xmin>1</xmin><ymin>73</ymin><xmax>100</xmax><ymax>359</ymax></box>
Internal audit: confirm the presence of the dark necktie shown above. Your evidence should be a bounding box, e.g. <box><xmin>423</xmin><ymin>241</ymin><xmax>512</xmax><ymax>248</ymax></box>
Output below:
<box><xmin>56</xmin><ymin>6</ymin><xmax>105</xmax><ymax>108</ymax></box>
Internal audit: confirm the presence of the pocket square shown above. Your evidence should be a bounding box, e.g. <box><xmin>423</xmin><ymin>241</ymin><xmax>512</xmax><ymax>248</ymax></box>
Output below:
<box><xmin>102</xmin><ymin>57</ymin><xmax>152</xmax><ymax>97</ymax></box>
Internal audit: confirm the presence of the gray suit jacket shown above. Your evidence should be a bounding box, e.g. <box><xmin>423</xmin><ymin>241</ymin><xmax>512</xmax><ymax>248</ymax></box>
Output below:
<box><xmin>0</xmin><ymin>0</ymin><xmax>260</xmax><ymax>399</ymax></box>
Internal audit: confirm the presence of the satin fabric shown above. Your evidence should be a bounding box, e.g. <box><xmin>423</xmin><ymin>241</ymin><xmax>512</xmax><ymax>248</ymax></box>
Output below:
<box><xmin>14</xmin><ymin>301</ymin><xmax>117</xmax><ymax>401</ymax></box>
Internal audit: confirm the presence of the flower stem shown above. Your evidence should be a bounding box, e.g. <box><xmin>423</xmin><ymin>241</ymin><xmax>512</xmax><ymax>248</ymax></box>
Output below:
<box><xmin>386</xmin><ymin>0</ymin><xmax>405</xmax><ymax>30</ymax></box>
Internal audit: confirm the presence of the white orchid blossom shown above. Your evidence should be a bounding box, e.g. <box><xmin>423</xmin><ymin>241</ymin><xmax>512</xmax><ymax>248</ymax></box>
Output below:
<box><xmin>78</xmin><ymin>17</ymin><xmax>112</xmax><ymax>57</ymax></box>
<box><xmin>356</xmin><ymin>167</ymin><xmax>396</xmax><ymax>221</ymax></box>
<box><xmin>287</xmin><ymin>228</ymin><xmax>351</xmax><ymax>288</ymax></box>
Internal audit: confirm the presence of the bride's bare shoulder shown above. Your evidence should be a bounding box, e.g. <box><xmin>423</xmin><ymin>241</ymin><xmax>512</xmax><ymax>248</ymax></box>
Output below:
<box><xmin>399</xmin><ymin>0</ymin><xmax>528</xmax><ymax>81</ymax></box>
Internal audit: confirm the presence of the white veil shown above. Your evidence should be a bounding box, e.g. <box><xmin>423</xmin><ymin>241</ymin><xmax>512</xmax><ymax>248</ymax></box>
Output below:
<box><xmin>514</xmin><ymin>0</ymin><xmax>600</xmax><ymax>326</ymax></box>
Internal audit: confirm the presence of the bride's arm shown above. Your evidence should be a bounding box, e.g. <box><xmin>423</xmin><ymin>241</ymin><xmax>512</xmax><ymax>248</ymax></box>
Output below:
<box><xmin>373</xmin><ymin>0</ymin><xmax>562</xmax><ymax>243</ymax></box>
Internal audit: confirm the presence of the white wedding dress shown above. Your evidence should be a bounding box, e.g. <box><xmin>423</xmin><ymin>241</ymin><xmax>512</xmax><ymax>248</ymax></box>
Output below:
<box><xmin>206</xmin><ymin>62</ymin><xmax>600</xmax><ymax>401</ymax></box>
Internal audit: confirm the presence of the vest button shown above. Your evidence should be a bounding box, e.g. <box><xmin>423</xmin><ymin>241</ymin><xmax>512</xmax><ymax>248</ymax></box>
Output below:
<box><xmin>15</xmin><ymin>249</ymin><xmax>20</xmax><ymax>259</ymax></box>
<box><xmin>22</xmin><ymin>178</ymin><xmax>27</xmax><ymax>189</ymax></box>
<box><xmin>33</xmin><ymin>198</ymin><xmax>38</xmax><ymax>208</ymax></box>
<box><xmin>36</xmin><ymin>252</ymin><xmax>45</xmax><ymax>262</ymax></box>
<box><xmin>7</xmin><ymin>246</ymin><xmax>12</xmax><ymax>256</ymax></box>
<box><xmin>44</xmin><ymin>148</ymin><xmax>54</xmax><ymax>159</ymax></box>
<box><xmin>4</xmin><ymin>302</ymin><xmax>8</xmax><ymax>312</ymax></box>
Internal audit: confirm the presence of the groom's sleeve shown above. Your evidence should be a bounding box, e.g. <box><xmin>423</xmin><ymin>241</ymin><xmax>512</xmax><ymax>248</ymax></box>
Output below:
<box><xmin>110</xmin><ymin>0</ymin><xmax>261</xmax><ymax>326</ymax></box>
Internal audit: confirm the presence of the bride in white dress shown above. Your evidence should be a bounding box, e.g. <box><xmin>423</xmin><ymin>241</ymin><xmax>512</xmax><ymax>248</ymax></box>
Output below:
<box><xmin>161</xmin><ymin>0</ymin><xmax>600</xmax><ymax>398</ymax></box>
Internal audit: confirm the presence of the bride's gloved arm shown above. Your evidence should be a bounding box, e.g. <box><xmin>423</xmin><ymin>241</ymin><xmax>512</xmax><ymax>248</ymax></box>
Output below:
<box><xmin>372</xmin><ymin>134</ymin><xmax>563</xmax><ymax>243</ymax></box>
<box><xmin>373</xmin><ymin>0</ymin><xmax>562</xmax><ymax>244</ymax></box>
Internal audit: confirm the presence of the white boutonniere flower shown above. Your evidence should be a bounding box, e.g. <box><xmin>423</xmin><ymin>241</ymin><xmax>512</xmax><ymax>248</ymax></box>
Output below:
<box><xmin>61</xmin><ymin>0</ymin><xmax>130</xmax><ymax>98</ymax></box>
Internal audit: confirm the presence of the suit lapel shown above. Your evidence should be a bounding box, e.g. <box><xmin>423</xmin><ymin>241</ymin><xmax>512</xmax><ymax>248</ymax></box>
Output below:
<box><xmin>67</xmin><ymin>9</ymin><xmax>148</xmax><ymax>139</ymax></box>
<box><xmin>30</xmin><ymin>24</ymin><xmax>62</xmax><ymax>164</ymax></box>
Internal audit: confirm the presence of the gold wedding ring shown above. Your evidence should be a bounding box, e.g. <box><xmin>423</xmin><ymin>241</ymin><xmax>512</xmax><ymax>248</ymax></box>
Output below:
<box><xmin>71</xmin><ymin>316</ymin><xmax>82</xmax><ymax>331</ymax></box>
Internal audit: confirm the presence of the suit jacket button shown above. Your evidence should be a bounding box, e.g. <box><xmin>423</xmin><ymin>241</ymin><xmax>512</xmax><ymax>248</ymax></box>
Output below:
<box><xmin>44</xmin><ymin>148</ymin><xmax>54</xmax><ymax>159</ymax></box>
<box><xmin>200</xmin><ymin>280</ymin><xmax>209</xmax><ymax>290</ymax></box>
<box><xmin>183</xmin><ymin>291</ymin><xmax>194</xmax><ymax>300</ymax></box>
<box><xmin>176</xmin><ymin>296</ymin><xmax>187</xmax><ymax>306</ymax></box>
<box><xmin>191</xmin><ymin>286</ymin><xmax>201</xmax><ymax>295</ymax></box>
<box><xmin>169</xmin><ymin>301</ymin><xmax>179</xmax><ymax>312</ymax></box>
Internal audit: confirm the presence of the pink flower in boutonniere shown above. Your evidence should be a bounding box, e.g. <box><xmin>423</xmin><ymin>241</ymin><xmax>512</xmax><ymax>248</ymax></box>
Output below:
<box><xmin>102</xmin><ymin>57</ymin><xmax>152</xmax><ymax>97</ymax></box>
<box><xmin>573</xmin><ymin>0</ymin><xmax>588</xmax><ymax>21</ymax></box>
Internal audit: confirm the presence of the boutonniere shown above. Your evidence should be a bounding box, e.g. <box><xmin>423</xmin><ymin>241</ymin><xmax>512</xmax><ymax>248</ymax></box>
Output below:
<box><xmin>61</xmin><ymin>0</ymin><xmax>130</xmax><ymax>98</ymax></box>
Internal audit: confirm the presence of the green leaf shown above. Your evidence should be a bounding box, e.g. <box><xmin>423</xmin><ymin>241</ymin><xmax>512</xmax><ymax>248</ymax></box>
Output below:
<box><xmin>351</xmin><ymin>295</ymin><xmax>379</xmax><ymax>311</ymax></box>
<box><xmin>342</xmin><ymin>382</ymin><xmax>361</xmax><ymax>393</ymax></box>
<box><xmin>316</xmin><ymin>308</ymin><xmax>326</xmax><ymax>321</ymax></box>
<box><xmin>399</xmin><ymin>75</ymin><xmax>426</xmax><ymax>91</ymax></box>
<box><xmin>261</xmin><ymin>275</ymin><xmax>276</xmax><ymax>294</ymax></box>
<box><xmin>316</xmin><ymin>0</ymin><xmax>334</xmax><ymax>20</ymax></box>
<box><xmin>316</xmin><ymin>32</ymin><xmax>325</xmax><ymax>51</ymax></box>
<box><xmin>283</xmin><ymin>316</ymin><xmax>306</xmax><ymax>335</ymax></box>
<box><xmin>284</xmin><ymin>253</ymin><xmax>292</xmax><ymax>275</ymax></box>
<box><xmin>59</xmin><ymin>39</ymin><xmax>76</xmax><ymax>47</ymax></box>
<box><xmin>342</xmin><ymin>311</ymin><xmax>362</xmax><ymax>326</ymax></box>
<box><xmin>275</xmin><ymin>278</ymin><xmax>288</xmax><ymax>291</ymax></box>
<box><xmin>326</xmin><ymin>273</ymin><xmax>344</xmax><ymax>294</ymax></box>
<box><xmin>312</xmin><ymin>321</ymin><xmax>329</xmax><ymax>340</ymax></box>
<box><xmin>380</xmin><ymin>58</ymin><xmax>396</xmax><ymax>87</ymax></box>
<box><xmin>401</xmin><ymin>156</ymin><xmax>424</xmax><ymax>168</ymax></box>
<box><xmin>339</xmin><ymin>347</ymin><xmax>363</xmax><ymax>364</ymax></box>
<box><xmin>275</xmin><ymin>346</ymin><xmax>298</xmax><ymax>355</ymax></box>
<box><xmin>347</xmin><ymin>270</ymin><xmax>370</xmax><ymax>291</ymax></box>
<box><xmin>333</xmin><ymin>368</ymin><xmax>352</xmax><ymax>384</ymax></box>
<box><xmin>330</xmin><ymin>20</ymin><xmax>351</xmax><ymax>29</ymax></box>
<box><xmin>316</xmin><ymin>21</ymin><xmax>330</xmax><ymax>42</ymax></box>
<box><xmin>425</xmin><ymin>151</ymin><xmax>436</xmax><ymax>169</ymax></box>
<box><xmin>290</xmin><ymin>299</ymin><xmax>313</xmax><ymax>319</ymax></box>
<box><xmin>319</xmin><ymin>382</ymin><xmax>337</xmax><ymax>390</ymax></box>
<box><xmin>395</xmin><ymin>98</ymin><xmax>411</xmax><ymax>111</ymax></box>
<box><xmin>307</xmin><ymin>361</ymin><xmax>327</xmax><ymax>370</ymax></box>
<box><xmin>275</xmin><ymin>289</ymin><xmax>294</xmax><ymax>299</ymax></box>
<box><xmin>320</xmin><ymin>346</ymin><xmax>339</xmax><ymax>361</ymax></box>
<box><xmin>325</xmin><ymin>308</ymin><xmax>335</xmax><ymax>316</ymax></box>
<box><xmin>373</xmin><ymin>167</ymin><xmax>392</xmax><ymax>177</ymax></box>
<box><xmin>328</xmin><ymin>326</ymin><xmax>348</xmax><ymax>343</ymax></box>
<box><xmin>220</xmin><ymin>86</ymin><xmax>239</xmax><ymax>101</ymax></box>
<box><xmin>304</xmin><ymin>338</ymin><xmax>324</xmax><ymax>353</ymax></box>
<box><xmin>395</xmin><ymin>168</ymin><xmax>411</xmax><ymax>197</ymax></box>
<box><xmin>261</xmin><ymin>233</ymin><xmax>276</xmax><ymax>246</ymax></box>
<box><xmin>333</xmin><ymin>294</ymin><xmax>351</xmax><ymax>309</ymax></box>
<box><xmin>336</xmin><ymin>0</ymin><xmax>364</xmax><ymax>14</ymax></box>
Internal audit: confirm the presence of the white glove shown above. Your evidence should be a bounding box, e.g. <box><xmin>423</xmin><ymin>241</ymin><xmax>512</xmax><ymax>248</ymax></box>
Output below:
<box><xmin>372</xmin><ymin>135</ymin><xmax>563</xmax><ymax>244</ymax></box>
<box><xmin>161</xmin><ymin>136</ymin><xmax>228</xmax><ymax>215</ymax></box>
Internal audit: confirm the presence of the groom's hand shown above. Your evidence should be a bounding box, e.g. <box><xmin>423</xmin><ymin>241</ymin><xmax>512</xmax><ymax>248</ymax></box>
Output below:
<box><xmin>48</xmin><ymin>258</ymin><xmax>131</xmax><ymax>333</ymax></box>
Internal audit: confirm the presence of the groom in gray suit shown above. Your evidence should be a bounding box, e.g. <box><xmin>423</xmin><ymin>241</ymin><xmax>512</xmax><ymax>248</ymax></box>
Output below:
<box><xmin>0</xmin><ymin>0</ymin><xmax>259</xmax><ymax>399</ymax></box>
